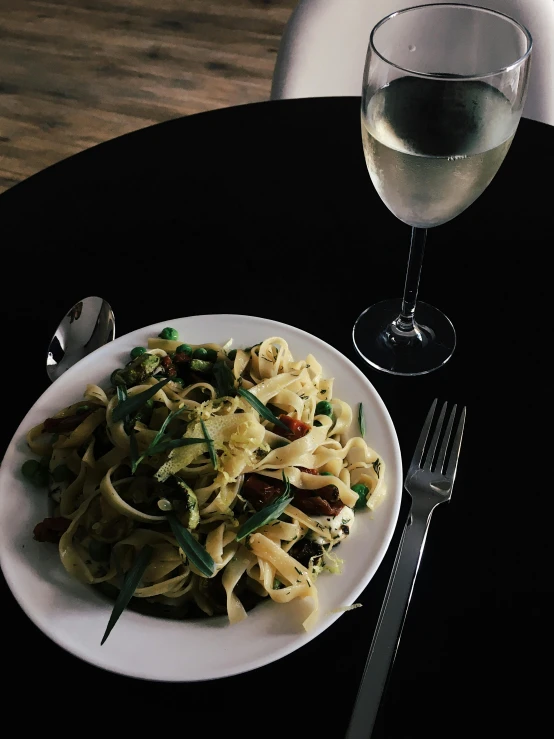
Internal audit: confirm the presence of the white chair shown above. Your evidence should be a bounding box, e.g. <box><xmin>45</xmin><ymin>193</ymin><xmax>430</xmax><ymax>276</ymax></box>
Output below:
<box><xmin>271</xmin><ymin>0</ymin><xmax>554</xmax><ymax>125</ymax></box>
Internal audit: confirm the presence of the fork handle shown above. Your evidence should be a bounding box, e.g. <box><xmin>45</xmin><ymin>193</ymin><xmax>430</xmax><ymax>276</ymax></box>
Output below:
<box><xmin>345</xmin><ymin>502</ymin><xmax>434</xmax><ymax>739</ymax></box>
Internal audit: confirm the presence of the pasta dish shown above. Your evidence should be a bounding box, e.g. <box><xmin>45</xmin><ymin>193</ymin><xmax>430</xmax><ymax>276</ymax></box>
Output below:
<box><xmin>22</xmin><ymin>332</ymin><xmax>386</xmax><ymax>643</ymax></box>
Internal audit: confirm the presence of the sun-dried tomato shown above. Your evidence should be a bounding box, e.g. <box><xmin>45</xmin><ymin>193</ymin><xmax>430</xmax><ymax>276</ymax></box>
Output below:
<box><xmin>293</xmin><ymin>485</ymin><xmax>344</xmax><ymax>517</ymax></box>
<box><xmin>274</xmin><ymin>415</ymin><xmax>311</xmax><ymax>441</ymax></box>
<box><xmin>33</xmin><ymin>517</ymin><xmax>71</xmax><ymax>543</ymax></box>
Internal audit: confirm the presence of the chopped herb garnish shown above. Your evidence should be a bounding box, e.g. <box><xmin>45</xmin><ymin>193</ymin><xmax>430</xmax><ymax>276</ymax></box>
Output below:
<box><xmin>101</xmin><ymin>545</ymin><xmax>153</xmax><ymax>645</ymax></box>
<box><xmin>201</xmin><ymin>419</ymin><xmax>217</xmax><ymax>469</ymax></box>
<box><xmin>372</xmin><ymin>458</ymin><xmax>381</xmax><ymax>478</ymax></box>
<box><xmin>167</xmin><ymin>512</ymin><xmax>215</xmax><ymax>577</ymax></box>
<box><xmin>237</xmin><ymin>387</ymin><xmax>289</xmax><ymax>430</ymax></box>
<box><xmin>236</xmin><ymin>472</ymin><xmax>293</xmax><ymax>542</ymax></box>
<box><xmin>294</xmin><ymin>566</ymin><xmax>302</xmax><ymax>575</ymax></box>
<box><xmin>358</xmin><ymin>402</ymin><xmax>365</xmax><ymax>438</ymax></box>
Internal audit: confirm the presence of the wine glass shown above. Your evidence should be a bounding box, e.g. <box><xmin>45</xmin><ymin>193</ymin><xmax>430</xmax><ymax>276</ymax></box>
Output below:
<box><xmin>353</xmin><ymin>3</ymin><xmax>532</xmax><ymax>375</ymax></box>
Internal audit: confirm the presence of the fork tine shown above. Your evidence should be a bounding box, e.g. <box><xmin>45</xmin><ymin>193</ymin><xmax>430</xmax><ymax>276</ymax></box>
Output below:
<box><xmin>445</xmin><ymin>407</ymin><xmax>466</xmax><ymax>482</ymax></box>
<box><xmin>409</xmin><ymin>399</ymin><xmax>437</xmax><ymax>471</ymax></box>
<box><xmin>435</xmin><ymin>404</ymin><xmax>457</xmax><ymax>473</ymax></box>
<box><xmin>423</xmin><ymin>401</ymin><xmax>447</xmax><ymax>470</ymax></box>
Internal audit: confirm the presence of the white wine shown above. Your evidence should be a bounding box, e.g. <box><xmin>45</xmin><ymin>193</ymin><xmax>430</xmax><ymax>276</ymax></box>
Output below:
<box><xmin>361</xmin><ymin>77</ymin><xmax>518</xmax><ymax>228</ymax></box>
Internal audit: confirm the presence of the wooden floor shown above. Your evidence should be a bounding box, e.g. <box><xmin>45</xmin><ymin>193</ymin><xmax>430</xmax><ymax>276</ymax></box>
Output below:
<box><xmin>0</xmin><ymin>0</ymin><xmax>296</xmax><ymax>193</ymax></box>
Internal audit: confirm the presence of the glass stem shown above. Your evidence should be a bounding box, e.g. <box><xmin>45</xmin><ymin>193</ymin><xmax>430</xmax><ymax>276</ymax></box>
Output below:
<box><xmin>396</xmin><ymin>227</ymin><xmax>427</xmax><ymax>332</ymax></box>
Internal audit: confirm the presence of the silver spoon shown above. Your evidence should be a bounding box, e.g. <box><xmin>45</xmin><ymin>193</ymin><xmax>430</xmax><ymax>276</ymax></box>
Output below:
<box><xmin>47</xmin><ymin>296</ymin><xmax>115</xmax><ymax>383</ymax></box>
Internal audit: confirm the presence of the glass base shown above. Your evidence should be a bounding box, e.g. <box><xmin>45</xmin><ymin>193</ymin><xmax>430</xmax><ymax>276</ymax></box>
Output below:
<box><xmin>352</xmin><ymin>299</ymin><xmax>456</xmax><ymax>376</ymax></box>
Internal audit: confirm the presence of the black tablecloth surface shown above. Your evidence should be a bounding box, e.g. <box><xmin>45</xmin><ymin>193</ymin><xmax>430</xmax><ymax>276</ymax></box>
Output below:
<box><xmin>1</xmin><ymin>98</ymin><xmax>552</xmax><ymax>737</ymax></box>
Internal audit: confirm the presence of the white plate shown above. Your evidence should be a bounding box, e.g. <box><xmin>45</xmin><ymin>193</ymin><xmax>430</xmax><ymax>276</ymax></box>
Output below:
<box><xmin>0</xmin><ymin>314</ymin><xmax>402</xmax><ymax>681</ymax></box>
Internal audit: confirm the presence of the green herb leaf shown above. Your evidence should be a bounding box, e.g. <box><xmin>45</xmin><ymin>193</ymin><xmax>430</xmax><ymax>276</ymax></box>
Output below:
<box><xmin>145</xmin><ymin>437</ymin><xmax>206</xmax><ymax>457</ymax></box>
<box><xmin>100</xmin><ymin>544</ymin><xmax>153</xmax><ymax>645</ymax></box>
<box><xmin>129</xmin><ymin>431</ymin><xmax>141</xmax><ymax>473</ymax></box>
<box><xmin>372</xmin><ymin>457</ymin><xmax>381</xmax><ymax>479</ymax></box>
<box><xmin>152</xmin><ymin>406</ymin><xmax>189</xmax><ymax>448</ymax></box>
<box><xmin>200</xmin><ymin>420</ymin><xmax>217</xmax><ymax>469</ymax></box>
<box><xmin>167</xmin><ymin>512</ymin><xmax>215</xmax><ymax>577</ymax></box>
<box><xmin>358</xmin><ymin>402</ymin><xmax>365</xmax><ymax>438</ymax></box>
<box><xmin>236</xmin><ymin>472</ymin><xmax>293</xmax><ymax>542</ymax></box>
<box><xmin>351</xmin><ymin>483</ymin><xmax>369</xmax><ymax>510</ymax></box>
<box><xmin>237</xmin><ymin>387</ymin><xmax>289</xmax><ymax>430</ymax></box>
<box><xmin>130</xmin><ymin>407</ymin><xmax>196</xmax><ymax>471</ymax></box>
<box><xmin>112</xmin><ymin>378</ymin><xmax>170</xmax><ymax>423</ymax></box>
<box><xmin>116</xmin><ymin>384</ymin><xmax>135</xmax><ymax>436</ymax></box>
<box><xmin>212</xmin><ymin>359</ymin><xmax>236</xmax><ymax>397</ymax></box>
<box><xmin>115</xmin><ymin>383</ymin><xmax>142</xmax><ymax>472</ymax></box>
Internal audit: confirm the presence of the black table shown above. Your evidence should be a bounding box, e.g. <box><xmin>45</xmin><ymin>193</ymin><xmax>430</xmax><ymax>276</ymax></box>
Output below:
<box><xmin>1</xmin><ymin>98</ymin><xmax>552</xmax><ymax>737</ymax></box>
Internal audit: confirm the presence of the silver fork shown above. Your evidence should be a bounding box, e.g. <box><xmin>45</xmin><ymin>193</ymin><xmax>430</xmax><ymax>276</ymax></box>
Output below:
<box><xmin>345</xmin><ymin>399</ymin><xmax>466</xmax><ymax>739</ymax></box>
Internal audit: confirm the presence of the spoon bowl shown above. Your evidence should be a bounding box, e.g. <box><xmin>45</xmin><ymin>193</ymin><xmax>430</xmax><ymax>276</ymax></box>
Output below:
<box><xmin>47</xmin><ymin>297</ymin><xmax>115</xmax><ymax>383</ymax></box>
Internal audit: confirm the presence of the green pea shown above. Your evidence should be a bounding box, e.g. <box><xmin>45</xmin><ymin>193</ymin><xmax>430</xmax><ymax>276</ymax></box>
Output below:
<box><xmin>320</xmin><ymin>471</ymin><xmax>333</xmax><ymax>476</ymax></box>
<box><xmin>21</xmin><ymin>459</ymin><xmax>40</xmax><ymax>480</ymax></box>
<box><xmin>159</xmin><ymin>327</ymin><xmax>179</xmax><ymax>341</ymax></box>
<box><xmin>205</xmin><ymin>348</ymin><xmax>218</xmax><ymax>362</ymax></box>
<box><xmin>176</xmin><ymin>344</ymin><xmax>192</xmax><ymax>356</ymax></box>
<box><xmin>21</xmin><ymin>459</ymin><xmax>49</xmax><ymax>487</ymax></box>
<box><xmin>193</xmin><ymin>347</ymin><xmax>208</xmax><ymax>359</ymax></box>
<box><xmin>315</xmin><ymin>400</ymin><xmax>333</xmax><ymax>417</ymax></box>
<box><xmin>228</xmin><ymin>349</ymin><xmax>237</xmax><ymax>361</ymax></box>
<box><xmin>351</xmin><ymin>483</ymin><xmax>369</xmax><ymax>510</ymax></box>
<box><xmin>130</xmin><ymin>346</ymin><xmax>146</xmax><ymax>359</ymax></box>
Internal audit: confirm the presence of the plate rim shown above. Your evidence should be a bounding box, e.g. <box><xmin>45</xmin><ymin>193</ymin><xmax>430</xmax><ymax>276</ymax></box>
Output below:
<box><xmin>0</xmin><ymin>312</ymin><xmax>403</xmax><ymax>681</ymax></box>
